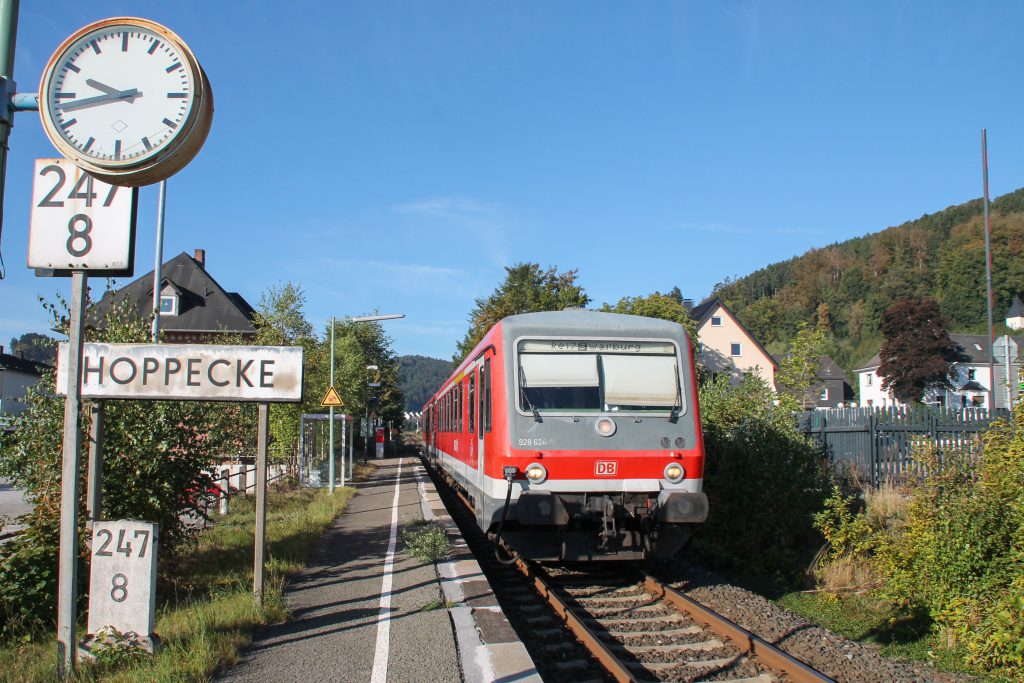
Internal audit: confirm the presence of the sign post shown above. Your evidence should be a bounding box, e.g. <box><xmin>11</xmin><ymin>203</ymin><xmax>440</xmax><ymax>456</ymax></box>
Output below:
<box><xmin>56</xmin><ymin>271</ymin><xmax>87</xmax><ymax>675</ymax></box>
<box><xmin>254</xmin><ymin>404</ymin><xmax>269</xmax><ymax>602</ymax></box>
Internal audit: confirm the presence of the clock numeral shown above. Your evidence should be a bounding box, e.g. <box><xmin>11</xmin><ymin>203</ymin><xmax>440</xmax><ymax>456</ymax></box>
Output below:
<box><xmin>66</xmin><ymin>214</ymin><xmax>93</xmax><ymax>258</ymax></box>
<box><xmin>37</xmin><ymin>164</ymin><xmax>66</xmax><ymax>208</ymax></box>
<box><xmin>69</xmin><ymin>173</ymin><xmax>98</xmax><ymax>208</ymax></box>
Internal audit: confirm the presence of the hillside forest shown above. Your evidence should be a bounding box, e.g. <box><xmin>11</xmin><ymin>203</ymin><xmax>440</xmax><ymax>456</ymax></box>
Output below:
<box><xmin>713</xmin><ymin>188</ymin><xmax>1024</xmax><ymax>374</ymax></box>
<box><xmin>398</xmin><ymin>355</ymin><xmax>453</xmax><ymax>412</ymax></box>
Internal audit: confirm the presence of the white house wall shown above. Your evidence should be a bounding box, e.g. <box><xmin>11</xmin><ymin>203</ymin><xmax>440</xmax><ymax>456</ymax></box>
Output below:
<box><xmin>697</xmin><ymin>304</ymin><xmax>776</xmax><ymax>388</ymax></box>
<box><xmin>0</xmin><ymin>369</ymin><xmax>43</xmax><ymax>418</ymax></box>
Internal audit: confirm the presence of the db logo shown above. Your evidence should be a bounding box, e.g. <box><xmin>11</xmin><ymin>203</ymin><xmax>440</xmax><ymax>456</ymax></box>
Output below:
<box><xmin>595</xmin><ymin>461</ymin><xmax>617</xmax><ymax>476</ymax></box>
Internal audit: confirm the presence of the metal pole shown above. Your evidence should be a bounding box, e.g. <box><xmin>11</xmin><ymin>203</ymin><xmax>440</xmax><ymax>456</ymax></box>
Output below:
<box><xmin>348</xmin><ymin>415</ymin><xmax>354</xmax><ymax>482</ymax></box>
<box><xmin>328</xmin><ymin>318</ymin><xmax>335</xmax><ymax>494</ymax></box>
<box><xmin>254</xmin><ymin>403</ymin><xmax>269</xmax><ymax>603</ymax></box>
<box><xmin>151</xmin><ymin>180</ymin><xmax>168</xmax><ymax>342</ymax></box>
<box><xmin>57</xmin><ymin>271</ymin><xmax>87</xmax><ymax>677</ymax></box>
<box><xmin>0</xmin><ymin>0</ymin><xmax>19</xmax><ymax>275</ymax></box>
<box><xmin>981</xmin><ymin>130</ymin><xmax>995</xmax><ymax>413</ymax></box>
<box><xmin>340</xmin><ymin>412</ymin><xmax>346</xmax><ymax>485</ymax></box>
<box><xmin>85</xmin><ymin>403</ymin><xmax>104</xmax><ymax>524</ymax></box>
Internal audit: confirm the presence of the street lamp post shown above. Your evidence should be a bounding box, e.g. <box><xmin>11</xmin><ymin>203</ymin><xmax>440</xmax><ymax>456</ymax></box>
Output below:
<box><xmin>326</xmin><ymin>314</ymin><xmax>403</xmax><ymax>491</ymax></box>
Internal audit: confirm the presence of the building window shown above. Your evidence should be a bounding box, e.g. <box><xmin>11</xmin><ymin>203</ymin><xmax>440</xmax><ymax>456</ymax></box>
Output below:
<box><xmin>866</xmin><ymin>374</ymin><xmax>873</xmax><ymax>386</ymax></box>
<box><xmin>819</xmin><ymin>387</ymin><xmax>829</xmax><ymax>401</ymax></box>
<box><xmin>711</xmin><ymin>316</ymin><xmax>722</xmax><ymax>327</ymax></box>
<box><xmin>159</xmin><ymin>295</ymin><xmax>178</xmax><ymax>316</ymax></box>
<box><xmin>972</xmin><ymin>395</ymin><xmax>984</xmax><ymax>406</ymax></box>
<box><xmin>967</xmin><ymin>368</ymin><xmax>976</xmax><ymax>380</ymax></box>
<box><xmin>730</xmin><ymin>342</ymin><xmax>741</xmax><ymax>356</ymax></box>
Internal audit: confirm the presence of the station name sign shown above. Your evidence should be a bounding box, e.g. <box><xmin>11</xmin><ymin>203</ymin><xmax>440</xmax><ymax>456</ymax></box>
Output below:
<box><xmin>57</xmin><ymin>343</ymin><xmax>304</xmax><ymax>402</ymax></box>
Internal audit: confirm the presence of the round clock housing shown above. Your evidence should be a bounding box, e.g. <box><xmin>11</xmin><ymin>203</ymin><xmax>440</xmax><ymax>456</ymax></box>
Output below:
<box><xmin>38</xmin><ymin>17</ymin><xmax>213</xmax><ymax>186</ymax></box>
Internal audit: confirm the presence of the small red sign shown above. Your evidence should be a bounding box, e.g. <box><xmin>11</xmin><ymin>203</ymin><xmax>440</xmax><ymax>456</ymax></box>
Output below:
<box><xmin>595</xmin><ymin>461</ymin><xmax>617</xmax><ymax>476</ymax></box>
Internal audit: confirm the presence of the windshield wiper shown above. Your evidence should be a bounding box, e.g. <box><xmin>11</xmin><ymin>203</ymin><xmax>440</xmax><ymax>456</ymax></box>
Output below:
<box><xmin>521</xmin><ymin>389</ymin><xmax>542</xmax><ymax>422</ymax></box>
<box><xmin>669</xmin><ymin>365</ymin><xmax>680</xmax><ymax>423</ymax></box>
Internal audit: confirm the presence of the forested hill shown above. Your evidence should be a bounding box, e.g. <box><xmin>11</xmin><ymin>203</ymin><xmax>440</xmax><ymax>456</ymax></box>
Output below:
<box><xmin>712</xmin><ymin>188</ymin><xmax>1024</xmax><ymax>372</ymax></box>
<box><xmin>398</xmin><ymin>355</ymin><xmax>453</xmax><ymax>412</ymax></box>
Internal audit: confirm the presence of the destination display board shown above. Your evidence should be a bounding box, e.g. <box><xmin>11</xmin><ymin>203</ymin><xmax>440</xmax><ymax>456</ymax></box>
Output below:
<box><xmin>57</xmin><ymin>343</ymin><xmax>304</xmax><ymax>402</ymax></box>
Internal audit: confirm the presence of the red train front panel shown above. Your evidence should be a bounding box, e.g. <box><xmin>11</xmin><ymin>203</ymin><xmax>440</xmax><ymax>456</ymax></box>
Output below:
<box><xmin>422</xmin><ymin>311</ymin><xmax>707</xmax><ymax>561</ymax></box>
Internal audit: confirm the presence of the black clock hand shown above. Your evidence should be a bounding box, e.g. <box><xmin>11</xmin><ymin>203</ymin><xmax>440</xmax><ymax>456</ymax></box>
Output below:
<box><xmin>85</xmin><ymin>78</ymin><xmax>120</xmax><ymax>96</ymax></box>
<box><xmin>55</xmin><ymin>88</ymin><xmax>142</xmax><ymax>112</ymax></box>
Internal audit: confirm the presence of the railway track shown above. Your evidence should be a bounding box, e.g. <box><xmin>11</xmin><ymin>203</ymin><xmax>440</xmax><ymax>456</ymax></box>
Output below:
<box><xmin>427</xmin><ymin>460</ymin><xmax>834</xmax><ymax>682</ymax></box>
<box><xmin>518</xmin><ymin>561</ymin><xmax>835</xmax><ymax>683</ymax></box>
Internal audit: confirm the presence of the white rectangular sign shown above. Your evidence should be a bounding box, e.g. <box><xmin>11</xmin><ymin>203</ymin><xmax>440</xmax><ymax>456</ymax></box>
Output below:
<box><xmin>87</xmin><ymin>521</ymin><xmax>158</xmax><ymax>638</ymax></box>
<box><xmin>57</xmin><ymin>343</ymin><xmax>304</xmax><ymax>402</ymax></box>
<box><xmin>28</xmin><ymin>158</ymin><xmax>137</xmax><ymax>274</ymax></box>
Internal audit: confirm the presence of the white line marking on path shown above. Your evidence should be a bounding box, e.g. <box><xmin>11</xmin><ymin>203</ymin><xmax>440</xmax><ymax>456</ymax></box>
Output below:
<box><xmin>370</xmin><ymin>458</ymin><xmax>403</xmax><ymax>683</ymax></box>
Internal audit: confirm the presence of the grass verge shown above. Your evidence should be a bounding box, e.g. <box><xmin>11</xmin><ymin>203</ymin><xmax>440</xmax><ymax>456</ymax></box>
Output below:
<box><xmin>0</xmin><ymin>484</ymin><xmax>355</xmax><ymax>682</ymax></box>
<box><xmin>776</xmin><ymin>590</ymin><xmax>987</xmax><ymax>679</ymax></box>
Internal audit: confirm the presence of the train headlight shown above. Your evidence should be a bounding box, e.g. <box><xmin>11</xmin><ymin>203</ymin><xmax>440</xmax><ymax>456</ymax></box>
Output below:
<box><xmin>525</xmin><ymin>463</ymin><xmax>547</xmax><ymax>484</ymax></box>
<box><xmin>595</xmin><ymin>417</ymin><xmax>617</xmax><ymax>437</ymax></box>
<box><xmin>664</xmin><ymin>463</ymin><xmax>686</xmax><ymax>483</ymax></box>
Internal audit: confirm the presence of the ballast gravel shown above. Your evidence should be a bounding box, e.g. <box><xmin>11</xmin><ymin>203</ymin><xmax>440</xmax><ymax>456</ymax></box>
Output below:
<box><xmin>663</xmin><ymin>564</ymin><xmax>975</xmax><ymax>683</ymax></box>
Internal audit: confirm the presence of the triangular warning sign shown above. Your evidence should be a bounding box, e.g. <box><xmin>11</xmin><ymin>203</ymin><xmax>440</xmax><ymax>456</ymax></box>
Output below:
<box><xmin>320</xmin><ymin>386</ymin><xmax>344</xmax><ymax>408</ymax></box>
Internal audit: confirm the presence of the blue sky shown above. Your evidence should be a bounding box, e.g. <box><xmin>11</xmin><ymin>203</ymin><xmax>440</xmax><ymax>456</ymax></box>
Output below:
<box><xmin>1</xmin><ymin>1</ymin><xmax>1022</xmax><ymax>360</ymax></box>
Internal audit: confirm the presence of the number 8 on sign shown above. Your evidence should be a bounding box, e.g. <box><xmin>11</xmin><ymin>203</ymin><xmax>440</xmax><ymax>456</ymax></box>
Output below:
<box><xmin>110</xmin><ymin>573</ymin><xmax>128</xmax><ymax>603</ymax></box>
<box><xmin>28</xmin><ymin>158</ymin><xmax>139</xmax><ymax>277</ymax></box>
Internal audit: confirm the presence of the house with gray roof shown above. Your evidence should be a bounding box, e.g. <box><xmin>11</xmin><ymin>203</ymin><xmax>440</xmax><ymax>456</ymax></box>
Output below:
<box><xmin>689</xmin><ymin>297</ymin><xmax>778</xmax><ymax>388</ymax></box>
<box><xmin>855</xmin><ymin>331</ymin><xmax>1022</xmax><ymax>410</ymax></box>
<box><xmin>0</xmin><ymin>348</ymin><xmax>50</xmax><ymax>430</ymax></box>
<box><xmin>91</xmin><ymin>249</ymin><xmax>256</xmax><ymax>343</ymax></box>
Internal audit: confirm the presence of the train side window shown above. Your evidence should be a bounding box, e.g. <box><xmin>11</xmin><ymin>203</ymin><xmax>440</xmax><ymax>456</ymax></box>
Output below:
<box><xmin>484</xmin><ymin>357</ymin><xmax>492</xmax><ymax>432</ymax></box>
<box><xmin>457</xmin><ymin>383</ymin><xmax>463</xmax><ymax>432</ymax></box>
<box><xmin>468</xmin><ymin>373</ymin><xmax>475</xmax><ymax>433</ymax></box>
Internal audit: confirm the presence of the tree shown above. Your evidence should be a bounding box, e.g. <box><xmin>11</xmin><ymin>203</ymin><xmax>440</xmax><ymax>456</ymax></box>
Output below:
<box><xmin>253</xmin><ymin>283</ymin><xmax>318</xmax><ymax>461</ymax></box>
<box><xmin>600</xmin><ymin>291</ymin><xmax>698</xmax><ymax>340</ymax></box>
<box><xmin>328</xmin><ymin>317</ymin><xmax>405</xmax><ymax>439</ymax></box>
<box><xmin>455</xmin><ymin>263</ymin><xmax>589</xmax><ymax>362</ymax></box>
<box><xmin>0</xmin><ymin>295</ymin><xmax>240</xmax><ymax>633</ymax></box>
<box><xmin>7</xmin><ymin>332</ymin><xmax>58</xmax><ymax>365</ymax></box>
<box><xmin>878</xmin><ymin>297</ymin><xmax>961</xmax><ymax>404</ymax></box>
<box><xmin>776</xmin><ymin>321</ymin><xmax>828</xmax><ymax>410</ymax></box>
<box><xmin>399</xmin><ymin>355</ymin><xmax>453</xmax><ymax>411</ymax></box>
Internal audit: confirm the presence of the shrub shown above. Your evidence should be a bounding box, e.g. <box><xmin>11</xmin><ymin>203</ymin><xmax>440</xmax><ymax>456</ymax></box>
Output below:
<box><xmin>810</xmin><ymin>406</ymin><xmax>1024</xmax><ymax>677</ymax></box>
<box><xmin>0</xmin><ymin>294</ymin><xmax>250</xmax><ymax>637</ymax></box>
<box><xmin>693</xmin><ymin>375</ymin><xmax>829</xmax><ymax>580</ymax></box>
<box><xmin>401</xmin><ymin>521</ymin><xmax>451</xmax><ymax>563</ymax></box>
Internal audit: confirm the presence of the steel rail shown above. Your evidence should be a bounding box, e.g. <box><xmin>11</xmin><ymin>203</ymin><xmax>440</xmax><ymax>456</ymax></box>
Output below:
<box><xmin>513</xmin><ymin>557</ymin><xmax>639</xmax><ymax>683</ymax></box>
<box><xmin>640</xmin><ymin>572</ymin><xmax>835</xmax><ymax>683</ymax></box>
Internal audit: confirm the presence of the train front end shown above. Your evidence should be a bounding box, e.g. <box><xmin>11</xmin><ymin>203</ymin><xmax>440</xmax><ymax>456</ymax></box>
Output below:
<box><xmin>485</xmin><ymin>311</ymin><xmax>707</xmax><ymax>562</ymax></box>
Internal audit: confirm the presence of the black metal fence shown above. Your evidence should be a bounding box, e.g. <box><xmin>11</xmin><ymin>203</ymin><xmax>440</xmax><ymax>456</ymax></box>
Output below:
<box><xmin>798</xmin><ymin>406</ymin><xmax>1009</xmax><ymax>487</ymax></box>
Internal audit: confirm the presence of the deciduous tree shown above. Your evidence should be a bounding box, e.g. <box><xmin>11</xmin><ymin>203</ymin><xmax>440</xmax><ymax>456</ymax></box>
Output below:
<box><xmin>878</xmin><ymin>297</ymin><xmax>960</xmax><ymax>404</ymax></box>
<box><xmin>776</xmin><ymin>321</ymin><xmax>828</xmax><ymax>410</ymax></box>
<box><xmin>600</xmin><ymin>291</ymin><xmax>697</xmax><ymax>340</ymax></box>
<box><xmin>455</xmin><ymin>263</ymin><xmax>589</xmax><ymax>362</ymax></box>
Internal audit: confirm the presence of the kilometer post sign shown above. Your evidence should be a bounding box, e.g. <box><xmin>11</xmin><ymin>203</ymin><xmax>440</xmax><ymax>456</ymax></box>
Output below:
<box><xmin>28</xmin><ymin>158</ymin><xmax>139</xmax><ymax>276</ymax></box>
<box><xmin>56</xmin><ymin>343</ymin><xmax>304</xmax><ymax>402</ymax></box>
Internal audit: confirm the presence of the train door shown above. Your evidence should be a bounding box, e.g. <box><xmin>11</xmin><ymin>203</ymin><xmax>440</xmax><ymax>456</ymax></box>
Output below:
<box><xmin>473</xmin><ymin>359</ymin><xmax>486</xmax><ymax>508</ymax></box>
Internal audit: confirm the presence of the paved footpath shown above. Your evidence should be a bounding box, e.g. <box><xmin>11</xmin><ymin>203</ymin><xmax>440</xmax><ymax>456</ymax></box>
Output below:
<box><xmin>218</xmin><ymin>456</ymin><xmax>539</xmax><ymax>683</ymax></box>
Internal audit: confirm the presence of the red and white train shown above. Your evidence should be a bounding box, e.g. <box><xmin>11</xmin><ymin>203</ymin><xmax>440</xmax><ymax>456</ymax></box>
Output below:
<box><xmin>421</xmin><ymin>310</ymin><xmax>707</xmax><ymax>561</ymax></box>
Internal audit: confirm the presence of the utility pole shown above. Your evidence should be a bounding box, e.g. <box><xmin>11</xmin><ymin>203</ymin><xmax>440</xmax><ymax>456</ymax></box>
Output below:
<box><xmin>981</xmin><ymin>129</ymin><xmax>995</xmax><ymax>413</ymax></box>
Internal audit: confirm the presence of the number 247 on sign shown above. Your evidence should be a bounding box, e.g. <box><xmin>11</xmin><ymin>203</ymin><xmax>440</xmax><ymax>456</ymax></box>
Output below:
<box><xmin>27</xmin><ymin>158</ymin><xmax>138</xmax><ymax>274</ymax></box>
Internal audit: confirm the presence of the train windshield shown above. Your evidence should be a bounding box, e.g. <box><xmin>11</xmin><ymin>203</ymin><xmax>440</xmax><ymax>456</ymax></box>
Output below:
<box><xmin>517</xmin><ymin>339</ymin><xmax>683</xmax><ymax>414</ymax></box>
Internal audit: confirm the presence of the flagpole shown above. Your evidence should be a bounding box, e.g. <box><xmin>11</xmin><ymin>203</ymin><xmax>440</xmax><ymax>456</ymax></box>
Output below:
<box><xmin>981</xmin><ymin>129</ymin><xmax>995</xmax><ymax>412</ymax></box>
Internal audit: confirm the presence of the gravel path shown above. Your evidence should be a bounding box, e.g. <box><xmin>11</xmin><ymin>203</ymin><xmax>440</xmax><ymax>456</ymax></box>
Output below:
<box><xmin>661</xmin><ymin>563</ymin><xmax>976</xmax><ymax>683</ymax></box>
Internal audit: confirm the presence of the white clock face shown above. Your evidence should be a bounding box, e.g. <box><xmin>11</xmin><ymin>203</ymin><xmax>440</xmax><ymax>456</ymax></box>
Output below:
<box><xmin>42</xmin><ymin>23</ymin><xmax>197</xmax><ymax>166</ymax></box>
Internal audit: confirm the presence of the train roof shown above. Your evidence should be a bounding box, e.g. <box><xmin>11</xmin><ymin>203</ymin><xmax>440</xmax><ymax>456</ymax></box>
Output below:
<box><xmin>499</xmin><ymin>310</ymin><xmax>688</xmax><ymax>340</ymax></box>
